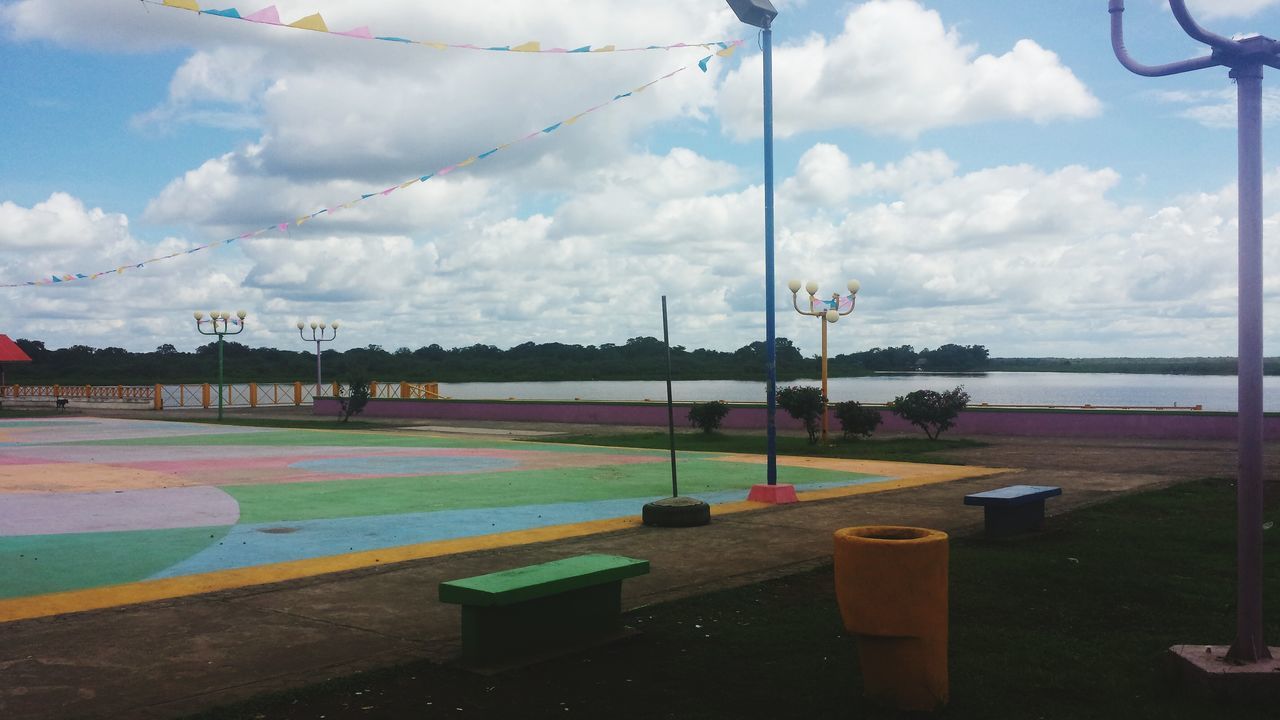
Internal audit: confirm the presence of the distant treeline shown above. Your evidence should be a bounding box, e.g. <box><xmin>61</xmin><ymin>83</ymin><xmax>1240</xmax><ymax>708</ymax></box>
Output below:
<box><xmin>990</xmin><ymin>356</ymin><xmax>1280</xmax><ymax>375</ymax></box>
<box><xmin>2</xmin><ymin>338</ymin><xmax>991</xmax><ymax>385</ymax></box>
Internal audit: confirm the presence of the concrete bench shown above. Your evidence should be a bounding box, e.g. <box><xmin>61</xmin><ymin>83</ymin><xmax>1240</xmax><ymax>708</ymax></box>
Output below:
<box><xmin>964</xmin><ymin>485</ymin><xmax>1062</xmax><ymax>536</ymax></box>
<box><xmin>439</xmin><ymin>553</ymin><xmax>650</xmax><ymax>664</ymax></box>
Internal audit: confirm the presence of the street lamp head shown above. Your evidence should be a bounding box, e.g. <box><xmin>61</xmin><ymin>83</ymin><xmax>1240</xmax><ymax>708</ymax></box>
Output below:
<box><xmin>319</xmin><ymin>322</ymin><xmax>327</xmax><ymax>330</ymax></box>
<box><xmin>787</xmin><ymin>279</ymin><xmax>801</xmax><ymax>293</ymax></box>
<box><xmin>825</xmin><ymin>309</ymin><xmax>839</xmax><ymax>323</ymax></box>
<box><xmin>296</xmin><ymin>321</ymin><xmax>305</xmax><ymax>330</ymax></box>
<box><xmin>236</xmin><ymin>310</ymin><xmax>247</xmax><ymax>320</ymax></box>
<box><xmin>805</xmin><ymin>280</ymin><xmax>819</xmax><ymax>296</ymax></box>
<box><xmin>194</xmin><ymin>311</ymin><xmax>204</xmax><ymax>321</ymax></box>
<box><xmin>310</xmin><ymin>321</ymin><xmax>319</xmax><ymax>330</ymax></box>
<box><xmin>725</xmin><ymin>0</ymin><xmax>777</xmax><ymax>28</ymax></box>
<box><xmin>847</xmin><ymin>279</ymin><xmax>861</xmax><ymax>295</ymax></box>
<box><xmin>331</xmin><ymin>321</ymin><xmax>340</xmax><ymax>329</ymax></box>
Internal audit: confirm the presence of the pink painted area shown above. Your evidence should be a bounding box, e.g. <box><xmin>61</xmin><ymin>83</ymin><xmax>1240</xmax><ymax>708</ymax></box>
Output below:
<box><xmin>0</xmin><ymin>485</ymin><xmax>239</xmax><ymax>536</ymax></box>
<box><xmin>746</xmin><ymin>483</ymin><xmax>799</xmax><ymax>504</ymax></box>
<box><xmin>0</xmin><ymin>455</ymin><xmax>65</xmax><ymax>465</ymax></box>
<box><xmin>32</xmin><ymin>446</ymin><xmax>661</xmax><ymax>487</ymax></box>
<box><xmin>320</xmin><ymin>398</ymin><xmax>1280</xmax><ymax>441</ymax></box>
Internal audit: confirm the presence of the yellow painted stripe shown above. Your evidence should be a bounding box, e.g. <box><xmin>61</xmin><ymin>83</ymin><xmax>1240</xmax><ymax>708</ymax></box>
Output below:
<box><xmin>0</xmin><ymin>516</ymin><xmax>644</xmax><ymax>623</ymax></box>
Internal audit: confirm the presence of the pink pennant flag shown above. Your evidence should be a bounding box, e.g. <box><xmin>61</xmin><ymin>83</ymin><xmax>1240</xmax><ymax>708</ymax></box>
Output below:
<box><xmin>335</xmin><ymin>26</ymin><xmax>373</xmax><ymax>39</ymax></box>
<box><xmin>244</xmin><ymin>6</ymin><xmax>282</xmax><ymax>25</ymax></box>
<box><xmin>277</xmin><ymin>223</ymin><xmax>288</xmax><ymax>232</ymax></box>
<box><xmin>437</xmin><ymin>165</ymin><xmax>458</xmax><ymax>175</ymax></box>
<box><xmin>380</xmin><ymin>186</ymin><xmax>397</xmax><ymax>196</ymax></box>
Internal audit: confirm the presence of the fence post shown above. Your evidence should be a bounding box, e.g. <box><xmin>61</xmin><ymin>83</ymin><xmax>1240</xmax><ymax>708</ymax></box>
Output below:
<box><xmin>401</xmin><ymin>381</ymin><xmax>409</xmax><ymax>399</ymax></box>
<box><xmin>202</xmin><ymin>384</ymin><xmax>211</xmax><ymax>409</ymax></box>
<box><xmin>249</xmin><ymin>383</ymin><xmax>258</xmax><ymax>407</ymax></box>
<box><xmin>294</xmin><ymin>381</ymin><xmax>302</xmax><ymax>406</ymax></box>
<box><xmin>53</xmin><ymin>384</ymin><xmax>60</xmax><ymax>400</ymax></box>
<box><xmin>429</xmin><ymin>382</ymin><xmax>439</xmax><ymax>399</ymax></box>
<box><xmin>370</xmin><ymin>380</ymin><xmax>379</xmax><ymax>398</ymax></box>
<box><xmin>117</xmin><ymin>385</ymin><xmax>124</xmax><ymax>399</ymax></box>
<box><xmin>332</xmin><ymin>381</ymin><xmax>339</xmax><ymax>398</ymax></box>
<box><xmin>154</xmin><ymin>384</ymin><xmax>163</xmax><ymax>411</ymax></box>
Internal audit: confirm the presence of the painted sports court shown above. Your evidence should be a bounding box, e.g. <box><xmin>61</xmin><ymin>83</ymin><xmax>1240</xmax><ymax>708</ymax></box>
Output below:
<box><xmin>0</xmin><ymin>416</ymin><xmax>1002</xmax><ymax>622</ymax></box>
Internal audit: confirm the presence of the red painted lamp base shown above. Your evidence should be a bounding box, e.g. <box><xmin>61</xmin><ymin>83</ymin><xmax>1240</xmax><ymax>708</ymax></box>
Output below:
<box><xmin>747</xmin><ymin>483</ymin><xmax>799</xmax><ymax>504</ymax></box>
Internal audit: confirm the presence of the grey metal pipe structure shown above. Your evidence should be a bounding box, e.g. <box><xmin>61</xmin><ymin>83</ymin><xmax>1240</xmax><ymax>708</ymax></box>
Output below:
<box><xmin>1109</xmin><ymin>0</ymin><xmax>1272</xmax><ymax>663</ymax></box>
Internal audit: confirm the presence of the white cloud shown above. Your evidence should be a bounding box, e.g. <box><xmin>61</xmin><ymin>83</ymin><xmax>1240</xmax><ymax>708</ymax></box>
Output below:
<box><xmin>718</xmin><ymin>0</ymin><xmax>1100</xmax><ymax>139</ymax></box>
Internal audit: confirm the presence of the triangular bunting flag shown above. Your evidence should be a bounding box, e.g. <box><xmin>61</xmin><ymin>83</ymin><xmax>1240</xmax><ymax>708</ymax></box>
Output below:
<box><xmin>163</xmin><ymin>0</ymin><xmax>200</xmax><ymax>11</ymax></box>
<box><xmin>592</xmin><ymin>45</ymin><xmax>615</xmax><ymax>52</ymax></box>
<box><xmin>510</xmin><ymin>41</ymin><xmax>540</xmax><ymax>52</ymax></box>
<box><xmin>243</xmin><ymin>6</ymin><xmax>282</xmax><ymax>24</ymax></box>
<box><xmin>204</xmin><ymin>8</ymin><xmax>241</xmax><ymax>19</ymax></box>
<box><xmin>288</xmin><ymin>13</ymin><xmax>328</xmax><ymax>32</ymax></box>
<box><xmin>335</xmin><ymin>26</ymin><xmax>373</xmax><ymax>39</ymax></box>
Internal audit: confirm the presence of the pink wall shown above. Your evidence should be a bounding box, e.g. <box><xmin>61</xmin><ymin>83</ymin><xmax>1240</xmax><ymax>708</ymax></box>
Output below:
<box><xmin>315</xmin><ymin>397</ymin><xmax>1280</xmax><ymax>441</ymax></box>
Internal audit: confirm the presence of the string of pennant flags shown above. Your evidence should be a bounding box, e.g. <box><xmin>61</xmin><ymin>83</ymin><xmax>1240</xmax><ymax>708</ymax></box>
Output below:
<box><xmin>3</xmin><ymin>40</ymin><xmax>742</xmax><ymax>288</ymax></box>
<box><xmin>145</xmin><ymin>0</ymin><xmax>742</xmax><ymax>55</ymax></box>
<box><xmin>811</xmin><ymin>296</ymin><xmax>856</xmax><ymax>313</ymax></box>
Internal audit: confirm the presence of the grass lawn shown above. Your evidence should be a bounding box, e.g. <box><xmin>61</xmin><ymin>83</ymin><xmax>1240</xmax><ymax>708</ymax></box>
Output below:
<box><xmin>188</xmin><ymin>477</ymin><xmax>1279</xmax><ymax>720</ymax></box>
<box><xmin>529</xmin><ymin>429</ymin><xmax>986</xmax><ymax>464</ymax></box>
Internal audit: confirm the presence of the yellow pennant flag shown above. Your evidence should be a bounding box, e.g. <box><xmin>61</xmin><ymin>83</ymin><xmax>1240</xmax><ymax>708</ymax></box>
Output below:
<box><xmin>592</xmin><ymin>45</ymin><xmax>616</xmax><ymax>53</ymax></box>
<box><xmin>289</xmin><ymin>13</ymin><xmax>329</xmax><ymax>32</ymax></box>
<box><xmin>163</xmin><ymin>0</ymin><xmax>200</xmax><ymax>12</ymax></box>
<box><xmin>510</xmin><ymin>41</ymin><xmax>541</xmax><ymax>52</ymax></box>
<box><xmin>716</xmin><ymin>45</ymin><xmax>738</xmax><ymax>58</ymax></box>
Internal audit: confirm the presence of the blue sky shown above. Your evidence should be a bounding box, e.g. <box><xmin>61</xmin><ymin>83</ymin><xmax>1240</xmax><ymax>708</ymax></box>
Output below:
<box><xmin>4</xmin><ymin>0</ymin><xmax>1280</xmax><ymax>359</ymax></box>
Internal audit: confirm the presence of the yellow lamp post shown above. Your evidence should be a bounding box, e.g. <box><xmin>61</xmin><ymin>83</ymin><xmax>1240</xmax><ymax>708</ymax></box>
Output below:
<box><xmin>788</xmin><ymin>278</ymin><xmax>860</xmax><ymax>442</ymax></box>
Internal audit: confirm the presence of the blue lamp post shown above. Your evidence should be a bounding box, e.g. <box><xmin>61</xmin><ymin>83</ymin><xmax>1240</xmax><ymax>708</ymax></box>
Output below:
<box><xmin>1110</xmin><ymin>0</ymin><xmax>1274</xmax><ymax>664</ymax></box>
<box><xmin>726</xmin><ymin>0</ymin><xmax>789</xmax><ymax>500</ymax></box>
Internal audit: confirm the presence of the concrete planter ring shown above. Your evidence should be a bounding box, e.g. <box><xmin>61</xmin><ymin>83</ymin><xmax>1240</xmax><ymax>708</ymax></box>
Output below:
<box><xmin>833</xmin><ymin>525</ymin><xmax>949</xmax><ymax>712</ymax></box>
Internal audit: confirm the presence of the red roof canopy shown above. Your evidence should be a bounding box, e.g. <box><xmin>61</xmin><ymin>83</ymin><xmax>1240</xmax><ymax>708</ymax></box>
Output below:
<box><xmin>0</xmin><ymin>335</ymin><xmax>32</xmax><ymax>363</ymax></box>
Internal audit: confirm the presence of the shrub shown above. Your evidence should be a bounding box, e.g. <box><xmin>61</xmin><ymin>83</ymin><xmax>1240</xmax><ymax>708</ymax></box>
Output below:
<box><xmin>777</xmin><ymin>385</ymin><xmax>826</xmax><ymax>444</ymax></box>
<box><xmin>688</xmin><ymin>400</ymin><xmax>731</xmax><ymax>434</ymax></box>
<box><xmin>337</xmin><ymin>377</ymin><xmax>371</xmax><ymax>422</ymax></box>
<box><xmin>833</xmin><ymin>401</ymin><xmax>882</xmax><ymax>439</ymax></box>
<box><xmin>888</xmin><ymin>386</ymin><xmax>970</xmax><ymax>440</ymax></box>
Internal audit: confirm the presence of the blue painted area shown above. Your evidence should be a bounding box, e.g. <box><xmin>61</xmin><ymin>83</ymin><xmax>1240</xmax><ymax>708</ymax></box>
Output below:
<box><xmin>149</xmin><ymin>474</ymin><xmax>893</xmax><ymax>577</ymax></box>
<box><xmin>288</xmin><ymin>455</ymin><xmax>519</xmax><ymax>476</ymax></box>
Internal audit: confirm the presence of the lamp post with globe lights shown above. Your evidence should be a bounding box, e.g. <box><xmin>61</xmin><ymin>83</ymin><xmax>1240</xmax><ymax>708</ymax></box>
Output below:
<box><xmin>788</xmin><ymin>279</ymin><xmax>861</xmax><ymax>443</ymax></box>
<box><xmin>193</xmin><ymin>309</ymin><xmax>247</xmax><ymax>421</ymax></box>
<box><xmin>298</xmin><ymin>320</ymin><xmax>339</xmax><ymax>401</ymax></box>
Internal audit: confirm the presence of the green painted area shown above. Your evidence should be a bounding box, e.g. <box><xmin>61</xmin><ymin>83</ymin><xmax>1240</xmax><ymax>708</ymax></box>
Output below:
<box><xmin>0</xmin><ymin>525</ymin><xmax>232</xmax><ymax>599</ymax></box>
<box><xmin>67</xmin><ymin>430</ymin><xmax>666</xmax><ymax>456</ymax></box>
<box><xmin>225</xmin><ymin>459</ymin><xmax>878</xmax><ymax>524</ymax></box>
<box><xmin>439</xmin><ymin>554</ymin><xmax>650</xmax><ymax>606</ymax></box>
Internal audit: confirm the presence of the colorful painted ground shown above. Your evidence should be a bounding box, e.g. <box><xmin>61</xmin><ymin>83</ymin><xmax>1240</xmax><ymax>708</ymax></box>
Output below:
<box><xmin>0</xmin><ymin>417</ymin><xmax>1003</xmax><ymax>621</ymax></box>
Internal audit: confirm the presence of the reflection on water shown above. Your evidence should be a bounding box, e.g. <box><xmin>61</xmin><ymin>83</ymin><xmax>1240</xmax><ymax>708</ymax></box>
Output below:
<box><xmin>440</xmin><ymin>372</ymin><xmax>1280</xmax><ymax>413</ymax></box>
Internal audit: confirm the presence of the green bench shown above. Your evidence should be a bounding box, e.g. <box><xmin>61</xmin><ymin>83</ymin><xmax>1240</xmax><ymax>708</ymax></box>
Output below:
<box><xmin>439</xmin><ymin>553</ymin><xmax>650</xmax><ymax>664</ymax></box>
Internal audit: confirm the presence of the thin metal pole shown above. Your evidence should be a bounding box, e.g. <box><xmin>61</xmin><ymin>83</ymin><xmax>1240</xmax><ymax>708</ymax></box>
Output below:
<box><xmin>662</xmin><ymin>296</ymin><xmax>678</xmax><ymax>497</ymax></box>
<box><xmin>216</xmin><ymin>333</ymin><xmax>225</xmax><ymax>421</ymax></box>
<box><xmin>315</xmin><ymin>339</ymin><xmax>323</xmax><ymax>399</ymax></box>
<box><xmin>762</xmin><ymin>21</ymin><xmax>778</xmax><ymax>485</ymax></box>
<box><xmin>821</xmin><ymin>317</ymin><xmax>829</xmax><ymax>443</ymax></box>
<box><xmin>1229</xmin><ymin>61</ymin><xmax>1271</xmax><ymax>663</ymax></box>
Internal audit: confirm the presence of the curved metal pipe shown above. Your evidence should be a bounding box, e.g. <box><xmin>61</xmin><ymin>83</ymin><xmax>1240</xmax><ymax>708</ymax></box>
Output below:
<box><xmin>1110</xmin><ymin>0</ymin><xmax>1223</xmax><ymax>77</ymax></box>
<box><xmin>1168</xmin><ymin>0</ymin><xmax>1240</xmax><ymax>51</ymax></box>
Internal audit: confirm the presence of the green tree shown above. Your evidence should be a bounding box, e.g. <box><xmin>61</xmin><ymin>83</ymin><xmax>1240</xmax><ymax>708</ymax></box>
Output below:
<box><xmin>888</xmin><ymin>386</ymin><xmax>971</xmax><ymax>440</ymax></box>
<box><xmin>337</xmin><ymin>376</ymin><xmax>371</xmax><ymax>422</ymax></box>
<box><xmin>777</xmin><ymin>385</ymin><xmax>826</xmax><ymax>444</ymax></box>
<box><xmin>833</xmin><ymin>401</ymin><xmax>882</xmax><ymax>439</ymax></box>
<box><xmin>687</xmin><ymin>401</ymin><xmax>731</xmax><ymax>434</ymax></box>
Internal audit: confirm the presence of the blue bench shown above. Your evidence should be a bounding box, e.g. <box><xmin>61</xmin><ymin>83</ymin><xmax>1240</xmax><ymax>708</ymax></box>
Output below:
<box><xmin>964</xmin><ymin>485</ymin><xmax>1061</xmax><ymax>536</ymax></box>
<box><xmin>439</xmin><ymin>554</ymin><xmax>650</xmax><ymax>664</ymax></box>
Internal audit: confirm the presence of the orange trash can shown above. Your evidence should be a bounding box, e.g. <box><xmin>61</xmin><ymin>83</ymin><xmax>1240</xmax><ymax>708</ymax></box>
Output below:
<box><xmin>833</xmin><ymin>526</ymin><xmax>948</xmax><ymax>712</ymax></box>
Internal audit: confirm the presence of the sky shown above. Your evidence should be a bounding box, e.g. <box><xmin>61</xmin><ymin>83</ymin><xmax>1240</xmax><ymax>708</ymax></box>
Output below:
<box><xmin>5</xmin><ymin>0</ymin><xmax>1280</xmax><ymax>359</ymax></box>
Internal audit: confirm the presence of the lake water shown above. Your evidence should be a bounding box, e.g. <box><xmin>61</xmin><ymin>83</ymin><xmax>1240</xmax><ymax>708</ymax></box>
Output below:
<box><xmin>439</xmin><ymin>372</ymin><xmax>1280</xmax><ymax>413</ymax></box>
